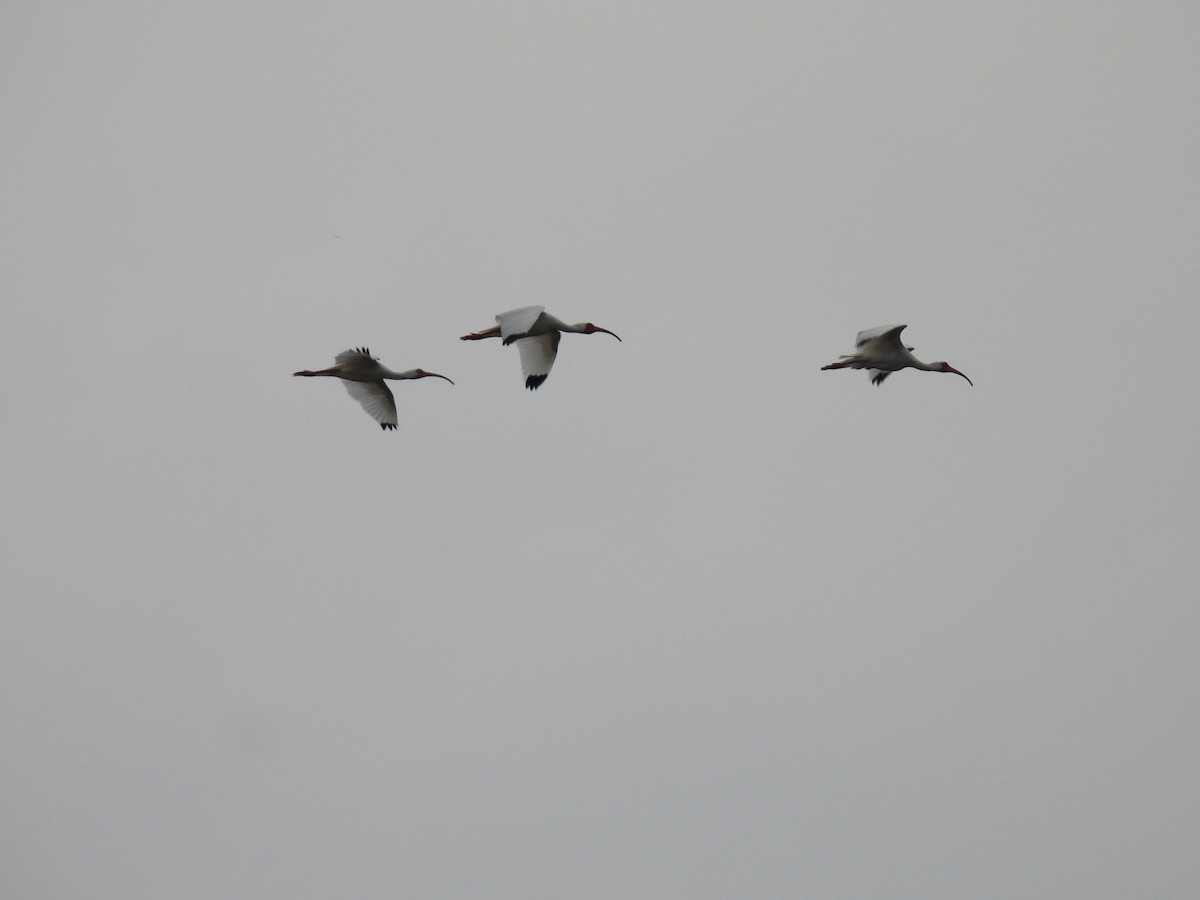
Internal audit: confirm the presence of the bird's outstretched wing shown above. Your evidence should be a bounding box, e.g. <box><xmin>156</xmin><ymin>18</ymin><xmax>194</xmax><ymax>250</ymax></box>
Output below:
<box><xmin>515</xmin><ymin>332</ymin><xmax>561</xmax><ymax>390</ymax></box>
<box><xmin>855</xmin><ymin>324</ymin><xmax>906</xmax><ymax>350</ymax></box>
<box><xmin>497</xmin><ymin>306</ymin><xmax>546</xmax><ymax>343</ymax></box>
<box><xmin>341</xmin><ymin>380</ymin><xmax>398</xmax><ymax>430</ymax></box>
<box><xmin>335</xmin><ymin>347</ymin><xmax>375</xmax><ymax>364</ymax></box>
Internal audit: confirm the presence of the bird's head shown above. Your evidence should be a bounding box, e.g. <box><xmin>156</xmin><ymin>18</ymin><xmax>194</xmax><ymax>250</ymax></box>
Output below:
<box><xmin>935</xmin><ymin>362</ymin><xmax>972</xmax><ymax>385</ymax></box>
<box><xmin>416</xmin><ymin>369</ymin><xmax>455</xmax><ymax>384</ymax></box>
<box><xmin>584</xmin><ymin>323</ymin><xmax>622</xmax><ymax>341</ymax></box>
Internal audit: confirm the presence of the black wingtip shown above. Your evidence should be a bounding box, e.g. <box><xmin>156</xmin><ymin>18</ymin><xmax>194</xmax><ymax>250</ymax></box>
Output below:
<box><xmin>381</xmin><ymin>423</ymin><xmax>397</xmax><ymax>431</ymax></box>
<box><xmin>525</xmin><ymin>374</ymin><xmax>547</xmax><ymax>390</ymax></box>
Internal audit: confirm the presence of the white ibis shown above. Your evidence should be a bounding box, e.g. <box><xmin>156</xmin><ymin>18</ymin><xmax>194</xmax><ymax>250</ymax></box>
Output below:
<box><xmin>460</xmin><ymin>305</ymin><xmax>621</xmax><ymax>390</ymax></box>
<box><xmin>821</xmin><ymin>325</ymin><xmax>972</xmax><ymax>385</ymax></box>
<box><xmin>293</xmin><ymin>348</ymin><xmax>454</xmax><ymax>430</ymax></box>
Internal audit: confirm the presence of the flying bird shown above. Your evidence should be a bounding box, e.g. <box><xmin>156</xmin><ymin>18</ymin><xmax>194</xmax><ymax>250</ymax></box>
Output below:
<box><xmin>460</xmin><ymin>306</ymin><xmax>621</xmax><ymax>389</ymax></box>
<box><xmin>821</xmin><ymin>325</ymin><xmax>972</xmax><ymax>385</ymax></box>
<box><xmin>293</xmin><ymin>348</ymin><xmax>454</xmax><ymax>430</ymax></box>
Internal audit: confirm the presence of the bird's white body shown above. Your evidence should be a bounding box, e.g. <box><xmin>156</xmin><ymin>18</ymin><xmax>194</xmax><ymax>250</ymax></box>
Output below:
<box><xmin>461</xmin><ymin>305</ymin><xmax>621</xmax><ymax>390</ymax></box>
<box><xmin>822</xmin><ymin>324</ymin><xmax>972</xmax><ymax>386</ymax></box>
<box><xmin>293</xmin><ymin>348</ymin><xmax>453</xmax><ymax>430</ymax></box>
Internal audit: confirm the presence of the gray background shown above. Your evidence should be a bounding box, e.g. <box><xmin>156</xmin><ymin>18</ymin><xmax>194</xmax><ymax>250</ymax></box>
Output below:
<box><xmin>4</xmin><ymin>2</ymin><xmax>1198</xmax><ymax>897</ymax></box>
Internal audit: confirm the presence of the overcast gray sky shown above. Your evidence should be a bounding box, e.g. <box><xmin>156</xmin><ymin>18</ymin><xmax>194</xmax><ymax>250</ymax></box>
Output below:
<box><xmin>4</xmin><ymin>2</ymin><xmax>1199</xmax><ymax>897</ymax></box>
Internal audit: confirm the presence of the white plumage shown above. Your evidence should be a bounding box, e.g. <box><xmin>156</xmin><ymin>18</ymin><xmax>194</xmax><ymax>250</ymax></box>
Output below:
<box><xmin>293</xmin><ymin>347</ymin><xmax>454</xmax><ymax>430</ymax></box>
<box><xmin>461</xmin><ymin>306</ymin><xmax>621</xmax><ymax>389</ymax></box>
<box><xmin>822</xmin><ymin>325</ymin><xmax>972</xmax><ymax>386</ymax></box>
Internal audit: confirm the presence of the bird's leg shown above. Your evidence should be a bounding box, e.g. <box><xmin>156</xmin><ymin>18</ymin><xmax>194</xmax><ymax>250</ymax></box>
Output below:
<box><xmin>820</xmin><ymin>357</ymin><xmax>860</xmax><ymax>370</ymax></box>
<box><xmin>292</xmin><ymin>366</ymin><xmax>343</xmax><ymax>377</ymax></box>
<box><xmin>460</xmin><ymin>325</ymin><xmax>502</xmax><ymax>341</ymax></box>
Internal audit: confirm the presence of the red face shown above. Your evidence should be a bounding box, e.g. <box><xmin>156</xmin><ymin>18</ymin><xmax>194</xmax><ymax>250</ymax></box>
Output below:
<box><xmin>585</xmin><ymin>324</ymin><xmax>622</xmax><ymax>341</ymax></box>
<box><xmin>939</xmin><ymin>363</ymin><xmax>972</xmax><ymax>385</ymax></box>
